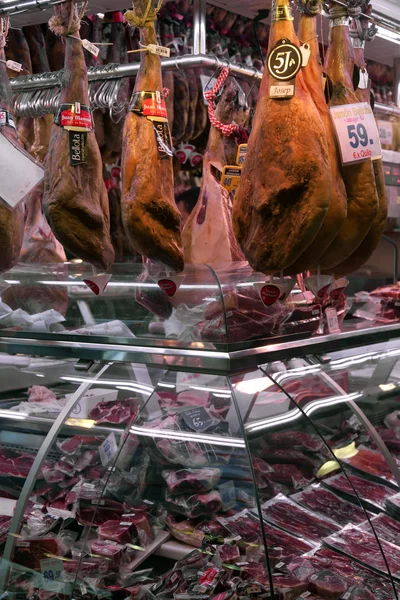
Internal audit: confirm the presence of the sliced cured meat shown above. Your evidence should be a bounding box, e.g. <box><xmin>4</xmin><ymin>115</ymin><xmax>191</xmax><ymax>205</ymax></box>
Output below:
<box><xmin>98</xmin><ymin>519</ymin><xmax>137</xmax><ymax>545</ymax></box>
<box><xmin>232</xmin><ymin>0</ymin><xmax>331</xmax><ymax>274</ymax></box>
<box><xmin>0</xmin><ymin>19</ymin><xmax>25</xmax><ymax>273</ymax></box>
<box><xmin>217</xmin><ymin>544</ymin><xmax>241</xmax><ymax>565</ymax></box>
<box><xmin>57</xmin><ymin>435</ymin><xmax>105</xmax><ymax>456</ymax></box>
<box><xmin>308</xmin><ymin>569</ymin><xmax>348</xmax><ymax>599</ymax></box>
<box><xmin>292</xmin><ymin>485</ymin><xmax>367</xmax><ymax>526</ymax></box>
<box><xmin>166</xmin><ymin>516</ymin><xmax>205</xmax><ymax>548</ymax></box>
<box><xmin>43</xmin><ymin>1</ymin><xmax>115</xmax><ymax>270</ymax></box>
<box><xmin>343</xmin><ymin>446</ymin><xmax>396</xmax><ymax>483</ymax></box>
<box><xmin>183</xmin><ymin>78</ymin><xmax>248</xmax><ymax>264</ymax></box>
<box><xmin>324</xmin><ymin>472</ymin><xmax>396</xmax><ymax>510</ymax></box>
<box><xmin>331</xmin><ymin>7</ymin><xmax>387</xmax><ymax>276</ymax></box>
<box><xmin>272</xmin><ymin>574</ymin><xmax>307</xmax><ymax>598</ymax></box>
<box><xmin>287</xmin><ymin>6</ymin><xmax>347</xmax><ymax>274</ymax></box>
<box><xmin>361</xmin><ymin>513</ymin><xmax>400</xmax><ymax>547</ymax></box>
<box><xmin>166</xmin><ymin>490</ymin><xmax>222</xmax><ymax>519</ymax></box>
<box><xmin>162</xmin><ymin>468</ymin><xmax>221</xmax><ymax>496</ymax></box>
<box><xmin>319</xmin><ymin>3</ymin><xmax>379</xmax><ymax>271</ymax></box>
<box><xmin>122</xmin><ymin>1</ymin><xmax>183</xmax><ymax>271</ymax></box>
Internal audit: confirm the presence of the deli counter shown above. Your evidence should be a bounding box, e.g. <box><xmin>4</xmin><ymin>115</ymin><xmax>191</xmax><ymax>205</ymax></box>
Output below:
<box><xmin>1</xmin><ymin>264</ymin><xmax>400</xmax><ymax>598</ymax></box>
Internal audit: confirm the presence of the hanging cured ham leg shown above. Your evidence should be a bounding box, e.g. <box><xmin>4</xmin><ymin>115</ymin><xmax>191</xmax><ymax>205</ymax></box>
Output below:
<box><xmin>287</xmin><ymin>0</ymin><xmax>347</xmax><ymax>275</ymax></box>
<box><xmin>328</xmin><ymin>2</ymin><xmax>387</xmax><ymax>276</ymax></box>
<box><xmin>0</xmin><ymin>18</ymin><xmax>24</xmax><ymax>273</ymax></box>
<box><xmin>121</xmin><ymin>0</ymin><xmax>183</xmax><ymax>272</ymax></box>
<box><xmin>43</xmin><ymin>1</ymin><xmax>115</xmax><ymax>271</ymax></box>
<box><xmin>318</xmin><ymin>1</ymin><xmax>379</xmax><ymax>271</ymax></box>
<box><xmin>183</xmin><ymin>75</ymin><xmax>248</xmax><ymax>264</ymax></box>
<box><xmin>232</xmin><ymin>0</ymin><xmax>332</xmax><ymax>275</ymax></box>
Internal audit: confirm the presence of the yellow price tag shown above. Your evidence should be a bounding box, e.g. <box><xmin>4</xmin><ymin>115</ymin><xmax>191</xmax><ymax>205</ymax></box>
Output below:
<box><xmin>236</xmin><ymin>144</ymin><xmax>248</xmax><ymax>165</ymax></box>
<box><xmin>221</xmin><ymin>165</ymin><xmax>242</xmax><ymax>193</ymax></box>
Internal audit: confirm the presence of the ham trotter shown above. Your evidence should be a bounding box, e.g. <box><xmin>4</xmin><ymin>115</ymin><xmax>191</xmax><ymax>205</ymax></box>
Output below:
<box><xmin>183</xmin><ymin>76</ymin><xmax>248</xmax><ymax>264</ymax></box>
<box><xmin>232</xmin><ymin>0</ymin><xmax>332</xmax><ymax>274</ymax></box>
<box><xmin>319</xmin><ymin>1</ymin><xmax>379</xmax><ymax>271</ymax></box>
<box><xmin>0</xmin><ymin>18</ymin><xmax>24</xmax><ymax>273</ymax></box>
<box><xmin>329</xmin><ymin>2</ymin><xmax>387</xmax><ymax>276</ymax></box>
<box><xmin>43</xmin><ymin>1</ymin><xmax>115</xmax><ymax>271</ymax></box>
<box><xmin>122</xmin><ymin>0</ymin><xmax>183</xmax><ymax>272</ymax></box>
<box><xmin>287</xmin><ymin>1</ymin><xmax>347</xmax><ymax>274</ymax></box>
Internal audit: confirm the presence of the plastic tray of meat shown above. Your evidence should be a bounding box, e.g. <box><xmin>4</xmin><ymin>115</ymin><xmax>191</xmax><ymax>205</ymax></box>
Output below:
<box><xmin>360</xmin><ymin>513</ymin><xmax>400</xmax><ymax>547</ymax></box>
<box><xmin>292</xmin><ymin>484</ymin><xmax>367</xmax><ymax>527</ymax></box>
<box><xmin>342</xmin><ymin>446</ymin><xmax>399</xmax><ymax>488</ymax></box>
<box><xmin>323</xmin><ymin>473</ymin><xmax>396</xmax><ymax>512</ymax></box>
<box><xmin>323</xmin><ymin>524</ymin><xmax>400</xmax><ymax>580</ymax></box>
<box><xmin>261</xmin><ymin>494</ymin><xmax>341</xmax><ymax>543</ymax></box>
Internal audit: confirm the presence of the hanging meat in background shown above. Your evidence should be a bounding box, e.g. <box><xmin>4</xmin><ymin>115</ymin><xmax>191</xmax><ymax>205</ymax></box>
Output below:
<box><xmin>43</xmin><ymin>0</ymin><xmax>114</xmax><ymax>270</ymax></box>
<box><xmin>317</xmin><ymin>0</ymin><xmax>379</xmax><ymax>272</ymax></box>
<box><xmin>104</xmin><ymin>167</ymin><xmax>138</xmax><ymax>263</ymax></box>
<box><xmin>157</xmin><ymin>17</ymin><xmax>175</xmax><ymax>129</ymax></box>
<box><xmin>172</xmin><ymin>68</ymin><xmax>190</xmax><ymax>145</ymax></box>
<box><xmin>2</xmin><ymin>181</ymin><xmax>68</xmax><ymax>315</ymax></box>
<box><xmin>232</xmin><ymin>0</ymin><xmax>332</xmax><ymax>275</ymax></box>
<box><xmin>286</xmin><ymin>0</ymin><xmax>347</xmax><ymax>275</ymax></box>
<box><xmin>102</xmin><ymin>12</ymin><xmax>131</xmax><ymax>164</ymax></box>
<box><xmin>122</xmin><ymin>0</ymin><xmax>183</xmax><ymax>272</ymax></box>
<box><xmin>183</xmin><ymin>76</ymin><xmax>248</xmax><ymax>264</ymax></box>
<box><xmin>328</xmin><ymin>1</ymin><xmax>387</xmax><ymax>276</ymax></box>
<box><xmin>19</xmin><ymin>25</ymin><xmax>53</xmax><ymax>163</ymax></box>
<box><xmin>0</xmin><ymin>18</ymin><xmax>24</xmax><ymax>273</ymax></box>
<box><xmin>5</xmin><ymin>28</ymin><xmax>32</xmax><ymax>77</ymax></box>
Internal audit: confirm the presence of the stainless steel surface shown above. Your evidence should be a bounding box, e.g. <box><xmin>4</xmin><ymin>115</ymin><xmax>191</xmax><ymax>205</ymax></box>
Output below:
<box><xmin>0</xmin><ymin>361</ymin><xmax>113</xmax><ymax>591</ymax></box>
<box><xmin>2</xmin><ymin>322</ymin><xmax>400</xmax><ymax>374</ymax></box>
<box><xmin>193</xmin><ymin>0</ymin><xmax>206</xmax><ymax>55</ymax></box>
<box><xmin>0</xmin><ymin>0</ymin><xmax>64</xmax><ymax>14</ymax></box>
<box><xmin>374</xmin><ymin>103</ymin><xmax>400</xmax><ymax>117</ymax></box>
<box><xmin>382</xmin><ymin>235</ymin><xmax>399</xmax><ymax>284</ymax></box>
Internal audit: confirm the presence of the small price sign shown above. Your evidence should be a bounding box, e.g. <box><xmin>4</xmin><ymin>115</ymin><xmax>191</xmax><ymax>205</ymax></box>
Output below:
<box><xmin>325</xmin><ymin>307</ymin><xmax>340</xmax><ymax>334</ymax></box>
<box><xmin>40</xmin><ymin>558</ymin><xmax>64</xmax><ymax>591</ymax></box>
<box><xmin>330</xmin><ymin>102</ymin><xmax>382</xmax><ymax>165</ymax></box>
<box><xmin>99</xmin><ymin>431</ymin><xmax>118</xmax><ymax>467</ymax></box>
<box><xmin>182</xmin><ymin>406</ymin><xmax>215</xmax><ymax>433</ymax></box>
<box><xmin>378</xmin><ymin>120</ymin><xmax>393</xmax><ymax>147</ymax></box>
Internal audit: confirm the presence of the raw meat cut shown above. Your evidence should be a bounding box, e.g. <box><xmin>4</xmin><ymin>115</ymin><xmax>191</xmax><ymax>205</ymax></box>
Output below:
<box><xmin>287</xmin><ymin>5</ymin><xmax>347</xmax><ymax>274</ymax></box>
<box><xmin>90</xmin><ymin>539</ymin><xmax>127</xmax><ymax>566</ymax></box>
<box><xmin>89</xmin><ymin>397</ymin><xmax>138</xmax><ymax>425</ymax></box>
<box><xmin>43</xmin><ymin>1</ymin><xmax>115</xmax><ymax>270</ymax></box>
<box><xmin>98</xmin><ymin>519</ymin><xmax>137</xmax><ymax>545</ymax></box>
<box><xmin>162</xmin><ymin>468</ymin><xmax>221</xmax><ymax>495</ymax></box>
<box><xmin>323</xmin><ymin>524</ymin><xmax>400</xmax><ymax>578</ymax></box>
<box><xmin>267</xmin><ymin>464</ymin><xmax>310</xmax><ymax>491</ymax></box>
<box><xmin>166</xmin><ymin>490</ymin><xmax>222</xmax><ymax>519</ymax></box>
<box><xmin>28</xmin><ymin>386</ymin><xmax>57</xmax><ymax>403</ymax></box>
<box><xmin>14</xmin><ymin>537</ymin><xmax>61</xmax><ymax>569</ymax></box>
<box><xmin>55</xmin><ymin>456</ymin><xmax>75</xmax><ymax>476</ymax></box>
<box><xmin>0</xmin><ymin>19</ymin><xmax>25</xmax><ymax>273</ymax></box>
<box><xmin>182</xmin><ymin>77</ymin><xmax>248</xmax><ymax>264</ymax></box>
<box><xmin>166</xmin><ymin>516</ymin><xmax>205</xmax><ymax>548</ymax></box>
<box><xmin>262</xmin><ymin>494</ymin><xmax>341</xmax><ymax>543</ymax></box>
<box><xmin>75</xmin><ymin>449</ymin><xmax>100</xmax><ymax>472</ymax></box>
<box><xmin>216</xmin><ymin>544</ymin><xmax>241</xmax><ymax>565</ymax></box>
<box><xmin>343</xmin><ymin>585</ymin><xmax>374</xmax><ymax>599</ymax></box>
<box><xmin>272</xmin><ymin>574</ymin><xmax>307</xmax><ymax>598</ymax></box>
<box><xmin>232</xmin><ymin>0</ymin><xmax>332</xmax><ymax>274</ymax></box>
<box><xmin>318</xmin><ymin>3</ymin><xmax>379</xmax><ymax>272</ymax></box>
<box><xmin>324</xmin><ymin>472</ymin><xmax>396</xmax><ymax>510</ymax></box>
<box><xmin>292</xmin><ymin>485</ymin><xmax>367</xmax><ymax>526</ymax></box>
<box><xmin>285</xmin><ymin>556</ymin><xmax>316</xmax><ymax>582</ymax></box>
<box><xmin>361</xmin><ymin>513</ymin><xmax>400</xmax><ymax>547</ymax></box>
<box><xmin>122</xmin><ymin>0</ymin><xmax>183</xmax><ymax>271</ymax></box>
<box><xmin>57</xmin><ymin>435</ymin><xmax>105</xmax><ymax>456</ymax></box>
<box><xmin>331</xmin><ymin>9</ymin><xmax>387</xmax><ymax>276</ymax></box>
<box><xmin>0</xmin><ymin>448</ymin><xmax>51</xmax><ymax>480</ymax></box>
<box><xmin>77</xmin><ymin>499</ymin><xmax>124</xmax><ymax>527</ymax></box>
<box><xmin>308</xmin><ymin>569</ymin><xmax>348</xmax><ymax>599</ymax></box>
<box><xmin>267</xmin><ymin>431</ymin><xmax>324</xmax><ymax>453</ymax></box>
<box><xmin>0</xmin><ymin>515</ymin><xmax>11</xmax><ymax>542</ymax></box>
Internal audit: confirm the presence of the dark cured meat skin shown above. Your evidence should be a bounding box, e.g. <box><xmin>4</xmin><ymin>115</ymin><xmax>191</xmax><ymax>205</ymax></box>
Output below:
<box><xmin>324</xmin><ymin>472</ymin><xmax>396</xmax><ymax>510</ymax></box>
<box><xmin>43</xmin><ymin>2</ymin><xmax>115</xmax><ymax>271</ymax></box>
<box><xmin>122</xmin><ymin>1</ymin><xmax>183</xmax><ymax>272</ymax></box>
<box><xmin>232</xmin><ymin>3</ymin><xmax>332</xmax><ymax>274</ymax></box>
<box><xmin>45</xmin><ymin>28</ymin><xmax>65</xmax><ymax>72</ymax></box>
<box><xmin>172</xmin><ymin>71</ymin><xmax>190</xmax><ymax>144</ymax></box>
<box><xmin>319</xmin><ymin>7</ymin><xmax>379</xmax><ymax>271</ymax></box>
<box><xmin>14</xmin><ymin>538</ymin><xmax>60</xmax><ymax>570</ymax></box>
<box><xmin>0</xmin><ymin>31</ymin><xmax>24</xmax><ymax>273</ymax></box>
<box><xmin>5</xmin><ymin>29</ymin><xmax>32</xmax><ymax>76</ymax></box>
<box><xmin>192</xmin><ymin>69</ymin><xmax>208</xmax><ymax>140</ymax></box>
<box><xmin>23</xmin><ymin>25</ymin><xmax>51</xmax><ymax>74</ymax></box>
<box><xmin>185</xmin><ymin>68</ymin><xmax>199</xmax><ymax>141</ymax></box>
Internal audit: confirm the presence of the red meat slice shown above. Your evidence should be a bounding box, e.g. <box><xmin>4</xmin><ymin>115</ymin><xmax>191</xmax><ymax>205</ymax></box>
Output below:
<box><xmin>272</xmin><ymin>574</ymin><xmax>307</xmax><ymax>598</ymax></box>
<box><xmin>57</xmin><ymin>435</ymin><xmax>105</xmax><ymax>455</ymax></box>
<box><xmin>324</xmin><ymin>473</ymin><xmax>396</xmax><ymax>510</ymax></box>
<box><xmin>293</xmin><ymin>486</ymin><xmax>366</xmax><ymax>526</ymax></box>
<box><xmin>15</xmin><ymin>538</ymin><xmax>60</xmax><ymax>570</ymax></box>
<box><xmin>162</xmin><ymin>467</ymin><xmax>221</xmax><ymax>495</ymax></box>
<box><xmin>89</xmin><ymin>398</ymin><xmax>138</xmax><ymax>425</ymax></box>
<box><xmin>98</xmin><ymin>519</ymin><xmax>138</xmax><ymax>545</ymax></box>
<box><xmin>308</xmin><ymin>570</ymin><xmax>348</xmax><ymax>599</ymax></box>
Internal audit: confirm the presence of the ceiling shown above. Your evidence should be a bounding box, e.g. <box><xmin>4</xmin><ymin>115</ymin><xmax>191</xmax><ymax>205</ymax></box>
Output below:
<box><xmin>0</xmin><ymin>0</ymin><xmax>399</xmax><ymax>66</ymax></box>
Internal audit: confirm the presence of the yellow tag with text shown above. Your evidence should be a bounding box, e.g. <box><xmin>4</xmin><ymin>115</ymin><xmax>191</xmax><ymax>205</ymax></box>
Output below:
<box><xmin>236</xmin><ymin>144</ymin><xmax>248</xmax><ymax>166</ymax></box>
<box><xmin>221</xmin><ymin>165</ymin><xmax>242</xmax><ymax>193</ymax></box>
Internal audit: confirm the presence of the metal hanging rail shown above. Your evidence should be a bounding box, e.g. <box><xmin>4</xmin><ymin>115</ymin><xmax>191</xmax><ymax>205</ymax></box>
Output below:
<box><xmin>0</xmin><ymin>0</ymin><xmax>66</xmax><ymax>15</ymax></box>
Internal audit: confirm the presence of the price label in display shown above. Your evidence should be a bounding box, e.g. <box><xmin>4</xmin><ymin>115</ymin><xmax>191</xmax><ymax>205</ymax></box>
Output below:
<box><xmin>182</xmin><ymin>406</ymin><xmax>215</xmax><ymax>433</ymax></box>
<box><xmin>377</xmin><ymin>120</ymin><xmax>393</xmax><ymax>146</ymax></box>
<box><xmin>40</xmin><ymin>557</ymin><xmax>64</xmax><ymax>592</ymax></box>
<box><xmin>330</xmin><ymin>102</ymin><xmax>382</xmax><ymax>165</ymax></box>
<box><xmin>325</xmin><ymin>307</ymin><xmax>340</xmax><ymax>334</ymax></box>
<box><xmin>99</xmin><ymin>431</ymin><xmax>118</xmax><ymax>467</ymax></box>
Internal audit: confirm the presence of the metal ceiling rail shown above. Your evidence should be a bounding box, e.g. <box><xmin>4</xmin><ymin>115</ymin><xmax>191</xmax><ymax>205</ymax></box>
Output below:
<box><xmin>0</xmin><ymin>0</ymin><xmax>66</xmax><ymax>15</ymax></box>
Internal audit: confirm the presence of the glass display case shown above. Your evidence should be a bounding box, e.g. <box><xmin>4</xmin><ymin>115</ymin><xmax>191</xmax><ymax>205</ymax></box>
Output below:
<box><xmin>2</xmin><ymin>266</ymin><xmax>400</xmax><ymax>598</ymax></box>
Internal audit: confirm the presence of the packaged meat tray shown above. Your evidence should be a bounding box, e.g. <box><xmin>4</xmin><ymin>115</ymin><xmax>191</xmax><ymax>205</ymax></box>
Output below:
<box><xmin>323</xmin><ymin>524</ymin><xmax>400</xmax><ymax>580</ymax></box>
<box><xmin>261</xmin><ymin>493</ymin><xmax>341</xmax><ymax>543</ymax></box>
<box><xmin>323</xmin><ymin>472</ymin><xmax>397</xmax><ymax>511</ymax></box>
<box><xmin>360</xmin><ymin>513</ymin><xmax>400</xmax><ymax>547</ymax></box>
<box><xmin>292</xmin><ymin>484</ymin><xmax>368</xmax><ymax>527</ymax></box>
<box><xmin>342</xmin><ymin>446</ymin><xmax>399</xmax><ymax>488</ymax></box>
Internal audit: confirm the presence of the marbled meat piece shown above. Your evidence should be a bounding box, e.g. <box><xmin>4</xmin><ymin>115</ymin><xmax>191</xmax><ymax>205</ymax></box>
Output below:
<box><xmin>262</xmin><ymin>494</ymin><xmax>341</xmax><ymax>543</ymax></box>
<box><xmin>217</xmin><ymin>544</ymin><xmax>241</xmax><ymax>565</ymax></box>
<box><xmin>324</xmin><ymin>473</ymin><xmax>396</xmax><ymax>510</ymax></box>
<box><xmin>293</xmin><ymin>485</ymin><xmax>367</xmax><ymax>526</ymax></box>
<box><xmin>98</xmin><ymin>519</ymin><xmax>137</xmax><ymax>545</ymax></box>
<box><xmin>57</xmin><ymin>435</ymin><xmax>105</xmax><ymax>455</ymax></box>
<box><xmin>272</xmin><ymin>574</ymin><xmax>307</xmax><ymax>598</ymax></box>
<box><xmin>308</xmin><ymin>569</ymin><xmax>348</xmax><ymax>599</ymax></box>
<box><xmin>162</xmin><ymin>467</ymin><xmax>221</xmax><ymax>495</ymax></box>
<box><xmin>89</xmin><ymin>398</ymin><xmax>138</xmax><ymax>425</ymax></box>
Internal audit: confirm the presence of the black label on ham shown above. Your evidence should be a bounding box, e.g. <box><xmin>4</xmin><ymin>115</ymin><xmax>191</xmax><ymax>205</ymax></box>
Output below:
<box><xmin>152</xmin><ymin>119</ymin><xmax>173</xmax><ymax>159</ymax></box>
<box><xmin>267</xmin><ymin>39</ymin><xmax>302</xmax><ymax>81</ymax></box>
<box><xmin>69</xmin><ymin>131</ymin><xmax>88</xmax><ymax>166</ymax></box>
<box><xmin>182</xmin><ymin>407</ymin><xmax>216</xmax><ymax>433</ymax></box>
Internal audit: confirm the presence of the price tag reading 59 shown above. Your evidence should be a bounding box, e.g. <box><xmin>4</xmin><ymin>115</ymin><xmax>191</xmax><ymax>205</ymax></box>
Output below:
<box><xmin>330</xmin><ymin>102</ymin><xmax>382</xmax><ymax>165</ymax></box>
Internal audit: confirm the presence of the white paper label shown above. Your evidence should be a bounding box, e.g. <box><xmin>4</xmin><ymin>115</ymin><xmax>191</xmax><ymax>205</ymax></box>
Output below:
<box><xmin>378</xmin><ymin>120</ymin><xmax>393</xmax><ymax>146</ymax></box>
<box><xmin>201</xmin><ymin>75</ymin><xmax>218</xmax><ymax>105</ymax></box>
<box><xmin>0</xmin><ymin>132</ymin><xmax>44</xmax><ymax>208</ymax></box>
<box><xmin>358</xmin><ymin>69</ymin><xmax>369</xmax><ymax>90</ymax></box>
<box><xmin>83</xmin><ymin>274</ymin><xmax>112</xmax><ymax>296</ymax></box>
<box><xmin>300</xmin><ymin>44</ymin><xmax>311</xmax><ymax>67</ymax></box>
<box><xmin>6</xmin><ymin>60</ymin><xmax>22</xmax><ymax>72</ymax></box>
<box><xmin>146</xmin><ymin>44</ymin><xmax>171</xmax><ymax>57</ymax></box>
<box><xmin>99</xmin><ymin>432</ymin><xmax>118</xmax><ymax>467</ymax></box>
<box><xmin>82</xmin><ymin>39</ymin><xmax>100</xmax><ymax>57</ymax></box>
<box><xmin>326</xmin><ymin>307</ymin><xmax>340</xmax><ymax>333</ymax></box>
<box><xmin>270</xmin><ymin>84</ymin><xmax>295</xmax><ymax>98</ymax></box>
<box><xmin>330</xmin><ymin>102</ymin><xmax>382</xmax><ymax>164</ymax></box>
<box><xmin>275</xmin><ymin>561</ymin><xmax>284</xmax><ymax>569</ymax></box>
<box><xmin>40</xmin><ymin>557</ymin><xmax>64</xmax><ymax>591</ymax></box>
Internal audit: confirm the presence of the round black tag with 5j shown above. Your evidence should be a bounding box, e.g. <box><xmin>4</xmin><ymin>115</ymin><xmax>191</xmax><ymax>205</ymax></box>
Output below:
<box><xmin>267</xmin><ymin>39</ymin><xmax>302</xmax><ymax>81</ymax></box>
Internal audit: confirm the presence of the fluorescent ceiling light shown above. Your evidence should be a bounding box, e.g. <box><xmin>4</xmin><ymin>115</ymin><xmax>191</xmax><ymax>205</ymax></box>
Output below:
<box><xmin>376</xmin><ymin>26</ymin><xmax>400</xmax><ymax>46</ymax></box>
